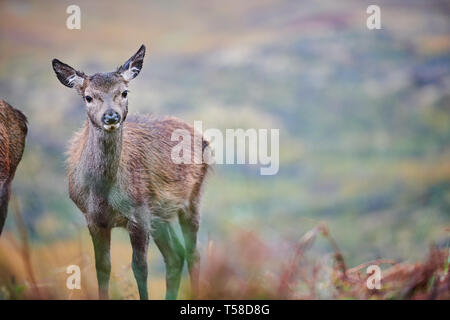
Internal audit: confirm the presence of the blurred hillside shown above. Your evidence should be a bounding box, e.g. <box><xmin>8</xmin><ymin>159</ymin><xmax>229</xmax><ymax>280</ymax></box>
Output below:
<box><xmin>0</xmin><ymin>0</ymin><xmax>449</xmax><ymax>292</ymax></box>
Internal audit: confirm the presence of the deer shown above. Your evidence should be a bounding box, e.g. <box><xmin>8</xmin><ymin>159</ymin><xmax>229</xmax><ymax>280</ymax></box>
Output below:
<box><xmin>52</xmin><ymin>45</ymin><xmax>209</xmax><ymax>300</ymax></box>
<box><xmin>0</xmin><ymin>100</ymin><xmax>27</xmax><ymax>235</ymax></box>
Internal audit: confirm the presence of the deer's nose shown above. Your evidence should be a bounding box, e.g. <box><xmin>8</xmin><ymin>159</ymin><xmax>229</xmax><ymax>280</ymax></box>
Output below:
<box><xmin>102</xmin><ymin>110</ymin><xmax>121</xmax><ymax>125</ymax></box>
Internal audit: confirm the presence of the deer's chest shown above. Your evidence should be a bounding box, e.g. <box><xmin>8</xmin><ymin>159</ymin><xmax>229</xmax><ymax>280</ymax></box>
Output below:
<box><xmin>69</xmin><ymin>171</ymin><xmax>133</xmax><ymax>228</ymax></box>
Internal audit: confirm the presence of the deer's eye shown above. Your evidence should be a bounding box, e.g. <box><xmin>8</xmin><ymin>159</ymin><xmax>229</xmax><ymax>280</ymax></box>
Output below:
<box><xmin>85</xmin><ymin>95</ymin><xmax>93</xmax><ymax>103</ymax></box>
<box><xmin>122</xmin><ymin>90</ymin><xmax>128</xmax><ymax>98</ymax></box>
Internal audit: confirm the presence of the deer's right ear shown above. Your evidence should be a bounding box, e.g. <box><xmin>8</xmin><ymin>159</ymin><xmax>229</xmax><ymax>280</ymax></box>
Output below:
<box><xmin>52</xmin><ymin>59</ymin><xmax>86</xmax><ymax>89</ymax></box>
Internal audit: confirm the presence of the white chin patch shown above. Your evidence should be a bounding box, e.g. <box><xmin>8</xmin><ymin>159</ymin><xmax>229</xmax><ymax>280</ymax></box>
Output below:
<box><xmin>103</xmin><ymin>123</ymin><xmax>121</xmax><ymax>131</ymax></box>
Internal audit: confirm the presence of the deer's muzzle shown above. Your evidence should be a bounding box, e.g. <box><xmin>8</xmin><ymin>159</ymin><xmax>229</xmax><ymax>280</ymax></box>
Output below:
<box><xmin>102</xmin><ymin>109</ymin><xmax>121</xmax><ymax>131</ymax></box>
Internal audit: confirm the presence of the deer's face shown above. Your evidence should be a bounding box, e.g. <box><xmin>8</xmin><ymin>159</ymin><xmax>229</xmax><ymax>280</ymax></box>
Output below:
<box><xmin>82</xmin><ymin>73</ymin><xmax>129</xmax><ymax>131</ymax></box>
<box><xmin>52</xmin><ymin>45</ymin><xmax>145</xmax><ymax>132</ymax></box>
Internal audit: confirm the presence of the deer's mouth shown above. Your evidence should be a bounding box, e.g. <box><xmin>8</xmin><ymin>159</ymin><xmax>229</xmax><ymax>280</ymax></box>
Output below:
<box><xmin>103</xmin><ymin>123</ymin><xmax>121</xmax><ymax>131</ymax></box>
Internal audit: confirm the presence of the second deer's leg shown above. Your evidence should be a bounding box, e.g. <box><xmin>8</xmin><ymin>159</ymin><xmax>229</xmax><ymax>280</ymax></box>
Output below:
<box><xmin>89</xmin><ymin>226</ymin><xmax>111</xmax><ymax>300</ymax></box>
<box><xmin>152</xmin><ymin>219</ymin><xmax>185</xmax><ymax>300</ymax></box>
<box><xmin>128</xmin><ymin>223</ymin><xmax>150</xmax><ymax>300</ymax></box>
<box><xmin>178</xmin><ymin>207</ymin><xmax>200</xmax><ymax>298</ymax></box>
<box><xmin>0</xmin><ymin>184</ymin><xmax>10</xmax><ymax>235</ymax></box>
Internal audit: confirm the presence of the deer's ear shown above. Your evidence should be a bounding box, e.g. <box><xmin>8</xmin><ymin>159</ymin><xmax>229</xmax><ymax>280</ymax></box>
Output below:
<box><xmin>117</xmin><ymin>44</ymin><xmax>145</xmax><ymax>81</ymax></box>
<box><xmin>52</xmin><ymin>59</ymin><xmax>86</xmax><ymax>89</ymax></box>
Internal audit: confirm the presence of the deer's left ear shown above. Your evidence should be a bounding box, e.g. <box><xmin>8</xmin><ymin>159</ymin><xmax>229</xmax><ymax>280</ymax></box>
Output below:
<box><xmin>117</xmin><ymin>44</ymin><xmax>146</xmax><ymax>81</ymax></box>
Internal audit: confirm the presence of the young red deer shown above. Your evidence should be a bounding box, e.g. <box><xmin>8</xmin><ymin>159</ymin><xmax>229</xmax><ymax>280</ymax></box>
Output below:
<box><xmin>52</xmin><ymin>45</ymin><xmax>209</xmax><ymax>300</ymax></box>
<box><xmin>0</xmin><ymin>100</ymin><xmax>27</xmax><ymax>235</ymax></box>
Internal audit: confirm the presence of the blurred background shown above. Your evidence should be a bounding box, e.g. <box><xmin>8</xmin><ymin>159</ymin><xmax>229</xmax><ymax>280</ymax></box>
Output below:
<box><xmin>0</xmin><ymin>0</ymin><xmax>449</xmax><ymax>299</ymax></box>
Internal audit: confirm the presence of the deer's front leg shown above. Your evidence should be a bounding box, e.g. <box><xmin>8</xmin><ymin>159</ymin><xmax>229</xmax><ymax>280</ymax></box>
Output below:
<box><xmin>89</xmin><ymin>226</ymin><xmax>111</xmax><ymax>300</ymax></box>
<box><xmin>128</xmin><ymin>222</ymin><xmax>150</xmax><ymax>300</ymax></box>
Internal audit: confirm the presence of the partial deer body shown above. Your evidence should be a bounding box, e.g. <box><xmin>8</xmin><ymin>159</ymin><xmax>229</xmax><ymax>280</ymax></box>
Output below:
<box><xmin>0</xmin><ymin>100</ymin><xmax>27</xmax><ymax>235</ymax></box>
<box><xmin>53</xmin><ymin>45</ymin><xmax>208</xmax><ymax>299</ymax></box>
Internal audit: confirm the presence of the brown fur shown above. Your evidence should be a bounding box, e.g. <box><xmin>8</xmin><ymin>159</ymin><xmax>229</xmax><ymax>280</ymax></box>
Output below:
<box><xmin>54</xmin><ymin>45</ymin><xmax>208</xmax><ymax>300</ymax></box>
<box><xmin>67</xmin><ymin>114</ymin><xmax>209</xmax><ymax>226</ymax></box>
<box><xmin>0</xmin><ymin>99</ymin><xmax>27</xmax><ymax>235</ymax></box>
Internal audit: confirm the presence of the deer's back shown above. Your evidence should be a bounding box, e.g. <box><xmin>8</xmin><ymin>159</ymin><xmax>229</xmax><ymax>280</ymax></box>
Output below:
<box><xmin>0</xmin><ymin>100</ymin><xmax>27</xmax><ymax>185</ymax></box>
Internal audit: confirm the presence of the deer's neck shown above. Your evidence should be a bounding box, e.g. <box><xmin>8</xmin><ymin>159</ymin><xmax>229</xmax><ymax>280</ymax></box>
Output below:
<box><xmin>83</xmin><ymin>121</ymin><xmax>122</xmax><ymax>191</ymax></box>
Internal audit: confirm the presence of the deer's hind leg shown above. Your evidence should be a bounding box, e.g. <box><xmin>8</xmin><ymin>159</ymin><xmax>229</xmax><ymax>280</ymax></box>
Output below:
<box><xmin>0</xmin><ymin>183</ymin><xmax>10</xmax><ymax>235</ymax></box>
<box><xmin>152</xmin><ymin>218</ymin><xmax>185</xmax><ymax>300</ymax></box>
<box><xmin>178</xmin><ymin>204</ymin><xmax>201</xmax><ymax>298</ymax></box>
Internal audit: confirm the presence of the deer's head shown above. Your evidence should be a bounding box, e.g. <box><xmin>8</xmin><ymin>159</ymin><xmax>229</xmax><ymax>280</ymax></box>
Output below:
<box><xmin>52</xmin><ymin>45</ymin><xmax>145</xmax><ymax>132</ymax></box>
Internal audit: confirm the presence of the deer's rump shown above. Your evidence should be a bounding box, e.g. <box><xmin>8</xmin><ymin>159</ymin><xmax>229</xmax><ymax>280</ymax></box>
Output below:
<box><xmin>0</xmin><ymin>100</ymin><xmax>27</xmax><ymax>234</ymax></box>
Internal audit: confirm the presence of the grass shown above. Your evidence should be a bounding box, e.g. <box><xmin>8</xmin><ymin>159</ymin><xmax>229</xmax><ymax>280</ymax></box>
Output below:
<box><xmin>0</xmin><ymin>200</ymin><xmax>448</xmax><ymax>300</ymax></box>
